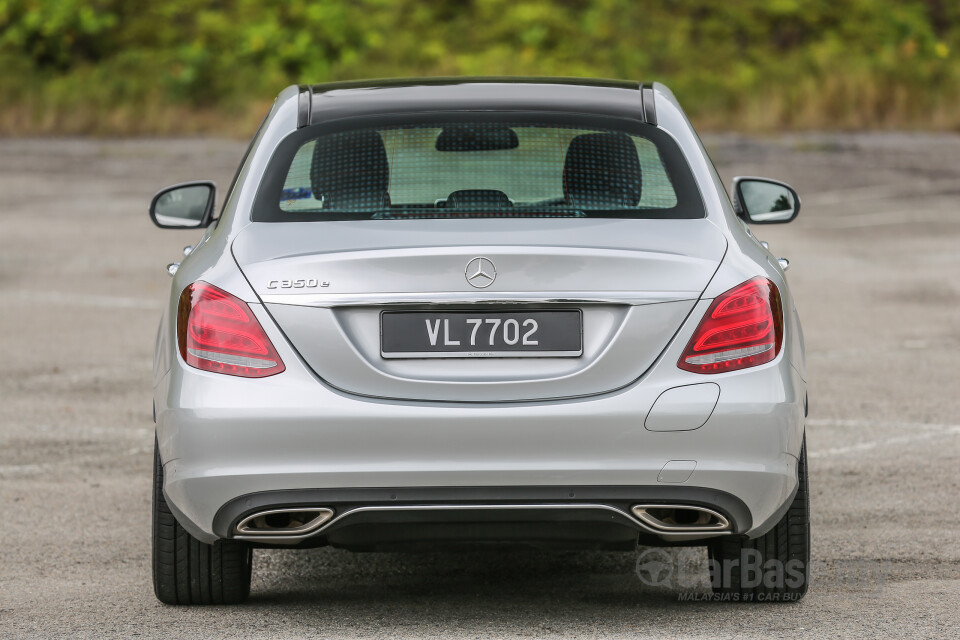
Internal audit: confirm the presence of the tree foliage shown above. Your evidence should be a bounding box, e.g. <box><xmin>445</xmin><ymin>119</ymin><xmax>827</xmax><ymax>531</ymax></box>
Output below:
<box><xmin>2</xmin><ymin>0</ymin><xmax>959</xmax><ymax>134</ymax></box>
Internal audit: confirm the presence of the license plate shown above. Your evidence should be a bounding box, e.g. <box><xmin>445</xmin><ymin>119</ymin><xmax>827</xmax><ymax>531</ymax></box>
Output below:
<box><xmin>381</xmin><ymin>310</ymin><xmax>583</xmax><ymax>358</ymax></box>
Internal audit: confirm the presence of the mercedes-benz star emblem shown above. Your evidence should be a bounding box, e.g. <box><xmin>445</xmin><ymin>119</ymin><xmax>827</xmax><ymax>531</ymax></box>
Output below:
<box><xmin>465</xmin><ymin>257</ymin><xmax>497</xmax><ymax>288</ymax></box>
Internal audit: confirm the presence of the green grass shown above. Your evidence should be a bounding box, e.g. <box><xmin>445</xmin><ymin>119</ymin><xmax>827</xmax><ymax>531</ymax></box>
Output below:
<box><xmin>3</xmin><ymin>0</ymin><xmax>960</xmax><ymax>136</ymax></box>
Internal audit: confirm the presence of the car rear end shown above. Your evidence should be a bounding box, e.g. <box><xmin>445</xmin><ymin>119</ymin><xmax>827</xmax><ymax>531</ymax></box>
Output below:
<box><xmin>152</xmin><ymin>79</ymin><xmax>807</xmax><ymax>603</ymax></box>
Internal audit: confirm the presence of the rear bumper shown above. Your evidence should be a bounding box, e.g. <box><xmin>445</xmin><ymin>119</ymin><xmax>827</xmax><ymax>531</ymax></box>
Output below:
<box><xmin>156</xmin><ymin>342</ymin><xmax>805</xmax><ymax>544</ymax></box>
<box><xmin>209</xmin><ymin>485</ymin><xmax>754</xmax><ymax>551</ymax></box>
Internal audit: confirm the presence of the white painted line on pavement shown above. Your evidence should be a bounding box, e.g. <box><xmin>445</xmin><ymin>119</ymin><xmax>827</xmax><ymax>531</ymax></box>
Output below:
<box><xmin>807</xmin><ymin>419</ymin><xmax>960</xmax><ymax>458</ymax></box>
<box><xmin>0</xmin><ymin>463</ymin><xmax>48</xmax><ymax>476</ymax></box>
<box><xmin>5</xmin><ymin>290</ymin><xmax>161</xmax><ymax>310</ymax></box>
<box><xmin>18</xmin><ymin>362</ymin><xmax>154</xmax><ymax>386</ymax></box>
<box><xmin>807</xmin><ymin>418</ymin><xmax>956</xmax><ymax>430</ymax></box>
<box><xmin>802</xmin><ymin>176</ymin><xmax>960</xmax><ymax>207</ymax></box>
<box><xmin>804</xmin><ymin>210</ymin><xmax>960</xmax><ymax>230</ymax></box>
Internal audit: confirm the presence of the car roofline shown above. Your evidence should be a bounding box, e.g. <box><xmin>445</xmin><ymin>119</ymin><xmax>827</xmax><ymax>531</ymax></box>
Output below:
<box><xmin>307</xmin><ymin>76</ymin><xmax>641</xmax><ymax>92</ymax></box>
<box><xmin>295</xmin><ymin>77</ymin><xmax>657</xmax><ymax>128</ymax></box>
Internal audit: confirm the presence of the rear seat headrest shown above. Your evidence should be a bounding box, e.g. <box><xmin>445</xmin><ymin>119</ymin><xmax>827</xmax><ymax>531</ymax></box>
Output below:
<box><xmin>563</xmin><ymin>132</ymin><xmax>642</xmax><ymax>208</ymax></box>
<box><xmin>311</xmin><ymin>130</ymin><xmax>389</xmax><ymax>209</ymax></box>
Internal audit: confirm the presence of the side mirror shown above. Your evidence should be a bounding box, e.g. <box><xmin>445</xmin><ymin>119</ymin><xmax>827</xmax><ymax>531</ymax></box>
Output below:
<box><xmin>732</xmin><ymin>177</ymin><xmax>800</xmax><ymax>224</ymax></box>
<box><xmin>149</xmin><ymin>181</ymin><xmax>216</xmax><ymax>229</ymax></box>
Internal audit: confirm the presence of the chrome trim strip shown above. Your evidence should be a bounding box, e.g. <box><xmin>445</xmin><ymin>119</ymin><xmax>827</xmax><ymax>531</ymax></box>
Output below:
<box><xmin>259</xmin><ymin>291</ymin><xmax>699</xmax><ymax>308</ymax></box>
<box><xmin>231</xmin><ymin>503</ymin><xmax>733</xmax><ymax>544</ymax></box>
<box><xmin>683</xmin><ymin>344</ymin><xmax>773</xmax><ymax>366</ymax></box>
<box><xmin>186</xmin><ymin>348</ymin><xmax>278</xmax><ymax>369</ymax></box>
<box><xmin>380</xmin><ymin>350</ymin><xmax>583</xmax><ymax>359</ymax></box>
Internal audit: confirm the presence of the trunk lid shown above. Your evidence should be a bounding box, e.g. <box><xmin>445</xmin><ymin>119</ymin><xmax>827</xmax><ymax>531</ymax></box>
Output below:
<box><xmin>233</xmin><ymin>218</ymin><xmax>726</xmax><ymax>401</ymax></box>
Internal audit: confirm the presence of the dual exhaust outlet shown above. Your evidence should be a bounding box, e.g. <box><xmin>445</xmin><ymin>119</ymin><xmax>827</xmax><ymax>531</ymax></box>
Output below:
<box><xmin>233</xmin><ymin>503</ymin><xmax>730</xmax><ymax>539</ymax></box>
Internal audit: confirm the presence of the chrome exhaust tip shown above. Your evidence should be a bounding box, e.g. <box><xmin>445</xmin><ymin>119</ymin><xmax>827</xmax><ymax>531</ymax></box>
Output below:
<box><xmin>235</xmin><ymin>507</ymin><xmax>334</xmax><ymax>536</ymax></box>
<box><xmin>631</xmin><ymin>504</ymin><xmax>731</xmax><ymax>532</ymax></box>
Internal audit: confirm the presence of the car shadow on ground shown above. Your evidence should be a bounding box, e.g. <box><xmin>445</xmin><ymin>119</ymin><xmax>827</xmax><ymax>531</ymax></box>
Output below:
<box><xmin>245</xmin><ymin>546</ymin><xmax>711</xmax><ymax>609</ymax></box>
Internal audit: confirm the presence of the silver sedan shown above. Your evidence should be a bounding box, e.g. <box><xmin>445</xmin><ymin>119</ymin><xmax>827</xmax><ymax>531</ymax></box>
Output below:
<box><xmin>149</xmin><ymin>78</ymin><xmax>808</xmax><ymax>605</ymax></box>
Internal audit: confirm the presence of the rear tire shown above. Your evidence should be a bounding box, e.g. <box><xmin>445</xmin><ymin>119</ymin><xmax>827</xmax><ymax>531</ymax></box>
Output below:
<box><xmin>152</xmin><ymin>439</ymin><xmax>252</xmax><ymax>605</ymax></box>
<box><xmin>708</xmin><ymin>438</ymin><xmax>810</xmax><ymax>602</ymax></box>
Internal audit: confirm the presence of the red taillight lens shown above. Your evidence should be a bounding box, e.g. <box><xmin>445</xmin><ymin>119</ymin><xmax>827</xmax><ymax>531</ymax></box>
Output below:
<box><xmin>177</xmin><ymin>282</ymin><xmax>285</xmax><ymax>378</ymax></box>
<box><xmin>678</xmin><ymin>277</ymin><xmax>783</xmax><ymax>374</ymax></box>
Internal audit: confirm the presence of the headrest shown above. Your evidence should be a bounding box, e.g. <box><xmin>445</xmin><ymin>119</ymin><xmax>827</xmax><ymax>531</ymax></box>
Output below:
<box><xmin>310</xmin><ymin>130</ymin><xmax>389</xmax><ymax>209</ymax></box>
<box><xmin>446</xmin><ymin>189</ymin><xmax>512</xmax><ymax>208</ymax></box>
<box><xmin>562</xmin><ymin>132</ymin><xmax>642</xmax><ymax>208</ymax></box>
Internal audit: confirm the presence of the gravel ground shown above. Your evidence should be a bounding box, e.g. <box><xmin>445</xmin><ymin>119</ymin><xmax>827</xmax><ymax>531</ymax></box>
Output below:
<box><xmin>0</xmin><ymin>133</ymin><xmax>958</xmax><ymax>638</ymax></box>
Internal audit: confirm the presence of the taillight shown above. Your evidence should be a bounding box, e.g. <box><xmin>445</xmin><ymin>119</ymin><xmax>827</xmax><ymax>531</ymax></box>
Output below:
<box><xmin>177</xmin><ymin>282</ymin><xmax>285</xmax><ymax>378</ymax></box>
<box><xmin>678</xmin><ymin>277</ymin><xmax>783</xmax><ymax>374</ymax></box>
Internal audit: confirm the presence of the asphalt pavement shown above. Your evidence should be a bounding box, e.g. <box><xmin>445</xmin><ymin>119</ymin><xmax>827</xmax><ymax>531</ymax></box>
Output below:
<box><xmin>0</xmin><ymin>133</ymin><xmax>958</xmax><ymax>638</ymax></box>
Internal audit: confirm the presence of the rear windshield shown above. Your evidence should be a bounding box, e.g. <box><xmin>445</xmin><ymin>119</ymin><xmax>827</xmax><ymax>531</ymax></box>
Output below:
<box><xmin>254</xmin><ymin>114</ymin><xmax>704</xmax><ymax>221</ymax></box>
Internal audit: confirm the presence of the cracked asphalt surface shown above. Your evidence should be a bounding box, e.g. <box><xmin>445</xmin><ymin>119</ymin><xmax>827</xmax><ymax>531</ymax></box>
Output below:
<box><xmin>1</xmin><ymin>134</ymin><xmax>958</xmax><ymax>638</ymax></box>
